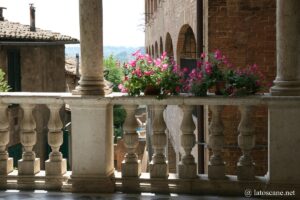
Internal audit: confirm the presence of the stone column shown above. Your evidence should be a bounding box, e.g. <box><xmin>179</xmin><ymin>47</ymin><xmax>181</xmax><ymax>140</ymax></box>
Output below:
<box><xmin>237</xmin><ymin>106</ymin><xmax>255</xmax><ymax>180</ymax></box>
<box><xmin>18</xmin><ymin>104</ymin><xmax>40</xmax><ymax>175</ymax></box>
<box><xmin>0</xmin><ymin>103</ymin><xmax>13</xmax><ymax>175</ymax></box>
<box><xmin>73</xmin><ymin>0</ymin><xmax>105</xmax><ymax>95</ymax></box>
<box><xmin>65</xmin><ymin>98</ymin><xmax>115</xmax><ymax>193</ymax></box>
<box><xmin>178</xmin><ymin>105</ymin><xmax>197</xmax><ymax>179</ymax></box>
<box><xmin>270</xmin><ymin>0</ymin><xmax>300</xmax><ymax>96</ymax></box>
<box><xmin>121</xmin><ymin>105</ymin><xmax>141</xmax><ymax>177</ymax></box>
<box><xmin>208</xmin><ymin>105</ymin><xmax>225</xmax><ymax>180</ymax></box>
<box><xmin>149</xmin><ymin>105</ymin><xmax>168</xmax><ymax>178</ymax></box>
<box><xmin>45</xmin><ymin>103</ymin><xmax>66</xmax><ymax>176</ymax></box>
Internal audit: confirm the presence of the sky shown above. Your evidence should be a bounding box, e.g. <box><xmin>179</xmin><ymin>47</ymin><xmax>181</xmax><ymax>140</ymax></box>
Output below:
<box><xmin>0</xmin><ymin>0</ymin><xmax>145</xmax><ymax>47</ymax></box>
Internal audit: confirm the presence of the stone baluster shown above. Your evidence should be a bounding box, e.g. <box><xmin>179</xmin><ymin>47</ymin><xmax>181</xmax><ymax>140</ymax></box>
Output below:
<box><xmin>149</xmin><ymin>105</ymin><xmax>168</xmax><ymax>178</ymax></box>
<box><xmin>0</xmin><ymin>103</ymin><xmax>13</xmax><ymax>175</ymax></box>
<box><xmin>18</xmin><ymin>104</ymin><xmax>40</xmax><ymax>175</ymax></box>
<box><xmin>208</xmin><ymin>105</ymin><xmax>225</xmax><ymax>179</ymax></box>
<box><xmin>237</xmin><ymin>106</ymin><xmax>255</xmax><ymax>180</ymax></box>
<box><xmin>121</xmin><ymin>105</ymin><xmax>141</xmax><ymax>177</ymax></box>
<box><xmin>45</xmin><ymin>104</ymin><xmax>66</xmax><ymax>176</ymax></box>
<box><xmin>178</xmin><ymin>105</ymin><xmax>197</xmax><ymax>178</ymax></box>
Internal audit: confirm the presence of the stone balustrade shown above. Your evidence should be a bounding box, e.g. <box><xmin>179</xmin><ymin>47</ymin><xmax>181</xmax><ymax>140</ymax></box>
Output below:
<box><xmin>0</xmin><ymin>92</ymin><xmax>299</xmax><ymax>195</ymax></box>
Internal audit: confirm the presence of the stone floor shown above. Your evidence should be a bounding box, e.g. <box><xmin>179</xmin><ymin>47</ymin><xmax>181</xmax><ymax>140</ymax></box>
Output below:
<box><xmin>0</xmin><ymin>190</ymin><xmax>256</xmax><ymax>200</ymax></box>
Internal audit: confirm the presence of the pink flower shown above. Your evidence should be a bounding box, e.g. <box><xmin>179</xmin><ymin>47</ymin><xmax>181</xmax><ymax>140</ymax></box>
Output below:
<box><xmin>205</xmin><ymin>62</ymin><xmax>212</xmax><ymax>74</ymax></box>
<box><xmin>132</xmin><ymin>49</ymin><xmax>141</xmax><ymax>57</ymax></box>
<box><xmin>197</xmin><ymin>61</ymin><xmax>202</xmax><ymax>68</ymax></box>
<box><xmin>183</xmin><ymin>67</ymin><xmax>189</xmax><ymax>73</ymax></box>
<box><xmin>154</xmin><ymin>58</ymin><xmax>162</xmax><ymax>66</ymax></box>
<box><xmin>201</xmin><ymin>52</ymin><xmax>206</xmax><ymax>59</ymax></box>
<box><xmin>144</xmin><ymin>71</ymin><xmax>153</xmax><ymax>76</ymax></box>
<box><xmin>161</xmin><ymin>51</ymin><xmax>167</xmax><ymax>59</ymax></box>
<box><xmin>162</xmin><ymin>64</ymin><xmax>168</xmax><ymax>71</ymax></box>
<box><xmin>118</xmin><ymin>84</ymin><xmax>128</xmax><ymax>93</ymax></box>
<box><xmin>175</xmin><ymin>86</ymin><xmax>181</xmax><ymax>93</ymax></box>
<box><xmin>214</xmin><ymin>49</ymin><xmax>222</xmax><ymax>61</ymax></box>
<box><xmin>129</xmin><ymin>60</ymin><xmax>136</xmax><ymax>67</ymax></box>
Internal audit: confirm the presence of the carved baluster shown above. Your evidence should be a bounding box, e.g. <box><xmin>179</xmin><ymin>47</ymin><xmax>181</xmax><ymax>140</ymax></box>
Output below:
<box><xmin>149</xmin><ymin>105</ymin><xmax>168</xmax><ymax>178</ymax></box>
<box><xmin>45</xmin><ymin>104</ymin><xmax>66</xmax><ymax>176</ymax></box>
<box><xmin>208</xmin><ymin>105</ymin><xmax>225</xmax><ymax>179</ymax></box>
<box><xmin>0</xmin><ymin>103</ymin><xmax>13</xmax><ymax>175</ymax></box>
<box><xmin>237</xmin><ymin>105</ymin><xmax>255</xmax><ymax>180</ymax></box>
<box><xmin>18</xmin><ymin>104</ymin><xmax>40</xmax><ymax>175</ymax></box>
<box><xmin>179</xmin><ymin>105</ymin><xmax>197</xmax><ymax>178</ymax></box>
<box><xmin>121</xmin><ymin>105</ymin><xmax>141</xmax><ymax>177</ymax></box>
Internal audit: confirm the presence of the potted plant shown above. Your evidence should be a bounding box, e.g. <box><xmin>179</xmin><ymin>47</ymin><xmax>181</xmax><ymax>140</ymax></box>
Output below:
<box><xmin>185</xmin><ymin>50</ymin><xmax>231</xmax><ymax>96</ymax></box>
<box><xmin>224</xmin><ymin>64</ymin><xmax>265</xmax><ymax>96</ymax></box>
<box><xmin>119</xmin><ymin>50</ymin><xmax>184</xmax><ymax>98</ymax></box>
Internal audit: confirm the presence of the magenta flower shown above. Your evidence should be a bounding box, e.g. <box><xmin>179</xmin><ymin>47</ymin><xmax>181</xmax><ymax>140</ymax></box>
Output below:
<box><xmin>129</xmin><ymin>60</ymin><xmax>136</xmax><ymax>67</ymax></box>
<box><xmin>214</xmin><ymin>49</ymin><xmax>222</xmax><ymax>61</ymax></box>
<box><xmin>162</xmin><ymin>64</ymin><xmax>169</xmax><ymax>71</ymax></box>
<box><xmin>154</xmin><ymin>58</ymin><xmax>162</xmax><ymax>66</ymax></box>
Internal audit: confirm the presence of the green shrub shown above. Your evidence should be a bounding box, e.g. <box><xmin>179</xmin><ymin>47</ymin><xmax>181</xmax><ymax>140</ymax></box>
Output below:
<box><xmin>0</xmin><ymin>69</ymin><xmax>10</xmax><ymax>92</ymax></box>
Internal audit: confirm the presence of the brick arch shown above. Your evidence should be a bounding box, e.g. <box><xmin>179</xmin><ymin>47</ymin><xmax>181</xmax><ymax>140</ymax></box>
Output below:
<box><xmin>159</xmin><ymin>37</ymin><xmax>163</xmax><ymax>55</ymax></box>
<box><xmin>176</xmin><ymin>24</ymin><xmax>197</xmax><ymax>65</ymax></box>
<box><xmin>155</xmin><ymin>41</ymin><xmax>159</xmax><ymax>58</ymax></box>
<box><xmin>165</xmin><ymin>32</ymin><xmax>174</xmax><ymax>59</ymax></box>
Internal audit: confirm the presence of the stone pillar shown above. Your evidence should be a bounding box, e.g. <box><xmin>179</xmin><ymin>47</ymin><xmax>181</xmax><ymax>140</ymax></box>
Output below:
<box><xmin>237</xmin><ymin>106</ymin><xmax>255</xmax><ymax>180</ymax></box>
<box><xmin>208</xmin><ymin>105</ymin><xmax>225</xmax><ymax>180</ymax></box>
<box><xmin>149</xmin><ymin>105</ymin><xmax>168</xmax><ymax>178</ymax></box>
<box><xmin>66</xmin><ymin>98</ymin><xmax>115</xmax><ymax>193</ymax></box>
<box><xmin>73</xmin><ymin>0</ymin><xmax>105</xmax><ymax>95</ymax></box>
<box><xmin>45</xmin><ymin>103</ymin><xmax>66</xmax><ymax>176</ymax></box>
<box><xmin>270</xmin><ymin>0</ymin><xmax>300</xmax><ymax>96</ymax></box>
<box><xmin>18</xmin><ymin>104</ymin><xmax>40</xmax><ymax>175</ymax></box>
<box><xmin>178</xmin><ymin>105</ymin><xmax>197</xmax><ymax>179</ymax></box>
<box><xmin>121</xmin><ymin>105</ymin><xmax>141</xmax><ymax>177</ymax></box>
<box><xmin>0</xmin><ymin>103</ymin><xmax>13</xmax><ymax>175</ymax></box>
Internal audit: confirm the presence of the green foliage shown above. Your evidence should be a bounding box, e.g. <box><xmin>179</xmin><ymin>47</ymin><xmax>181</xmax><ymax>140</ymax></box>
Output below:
<box><xmin>0</xmin><ymin>69</ymin><xmax>10</xmax><ymax>92</ymax></box>
<box><xmin>104</xmin><ymin>55</ymin><xmax>123</xmax><ymax>92</ymax></box>
<box><xmin>119</xmin><ymin>51</ymin><xmax>184</xmax><ymax>98</ymax></box>
<box><xmin>113</xmin><ymin>105</ymin><xmax>126</xmax><ymax>143</ymax></box>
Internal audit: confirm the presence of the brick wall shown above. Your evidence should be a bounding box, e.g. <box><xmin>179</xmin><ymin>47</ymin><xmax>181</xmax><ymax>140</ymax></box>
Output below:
<box><xmin>205</xmin><ymin>0</ymin><xmax>276</xmax><ymax>175</ymax></box>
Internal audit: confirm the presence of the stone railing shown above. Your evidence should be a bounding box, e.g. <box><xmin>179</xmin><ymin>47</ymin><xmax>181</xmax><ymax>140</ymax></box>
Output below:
<box><xmin>0</xmin><ymin>92</ymin><xmax>299</xmax><ymax>196</ymax></box>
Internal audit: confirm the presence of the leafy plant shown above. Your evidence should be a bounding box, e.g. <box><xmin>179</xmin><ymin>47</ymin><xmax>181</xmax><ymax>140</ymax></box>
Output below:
<box><xmin>104</xmin><ymin>55</ymin><xmax>123</xmax><ymax>92</ymax></box>
<box><xmin>224</xmin><ymin>64</ymin><xmax>264</xmax><ymax>96</ymax></box>
<box><xmin>119</xmin><ymin>50</ymin><xmax>184</xmax><ymax>98</ymax></box>
<box><xmin>0</xmin><ymin>69</ymin><xmax>10</xmax><ymax>92</ymax></box>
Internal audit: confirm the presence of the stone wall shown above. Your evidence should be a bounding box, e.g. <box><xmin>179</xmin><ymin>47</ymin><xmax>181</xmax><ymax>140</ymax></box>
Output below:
<box><xmin>145</xmin><ymin>0</ymin><xmax>197</xmax><ymax>60</ymax></box>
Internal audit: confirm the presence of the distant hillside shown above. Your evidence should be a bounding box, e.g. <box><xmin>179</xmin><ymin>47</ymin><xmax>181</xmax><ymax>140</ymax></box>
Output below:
<box><xmin>65</xmin><ymin>44</ymin><xmax>145</xmax><ymax>62</ymax></box>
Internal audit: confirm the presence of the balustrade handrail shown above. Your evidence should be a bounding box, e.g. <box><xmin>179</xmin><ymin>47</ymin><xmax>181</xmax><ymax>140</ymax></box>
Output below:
<box><xmin>1</xmin><ymin>92</ymin><xmax>300</xmax><ymax>106</ymax></box>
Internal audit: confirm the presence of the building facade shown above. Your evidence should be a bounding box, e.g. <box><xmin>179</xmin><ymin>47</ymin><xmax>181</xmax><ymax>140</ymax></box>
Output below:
<box><xmin>145</xmin><ymin>0</ymin><xmax>276</xmax><ymax>175</ymax></box>
<box><xmin>0</xmin><ymin>7</ymin><xmax>78</xmax><ymax>168</ymax></box>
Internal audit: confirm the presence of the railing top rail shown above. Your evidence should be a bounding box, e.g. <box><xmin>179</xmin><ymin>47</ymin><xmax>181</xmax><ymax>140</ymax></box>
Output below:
<box><xmin>0</xmin><ymin>92</ymin><xmax>300</xmax><ymax>106</ymax></box>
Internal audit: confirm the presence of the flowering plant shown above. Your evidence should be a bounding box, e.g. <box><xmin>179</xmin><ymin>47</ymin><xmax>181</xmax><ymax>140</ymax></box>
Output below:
<box><xmin>119</xmin><ymin>50</ymin><xmax>184</xmax><ymax>98</ymax></box>
<box><xmin>185</xmin><ymin>50</ymin><xmax>265</xmax><ymax>96</ymax></box>
<box><xmin>224</xmin><ymin>64</ymin><xmax>264</xmax><ymax>96</ymax></box>
<box><xmin>185</xmin><ymin>50</ymin><xmax>230</xmax><ymax>96</ymax></box>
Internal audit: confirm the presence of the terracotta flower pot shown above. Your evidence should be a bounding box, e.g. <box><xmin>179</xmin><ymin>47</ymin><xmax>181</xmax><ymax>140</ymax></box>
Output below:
<box><xmin>144</xmin><ymin>86</ymin><xmax>161</xmax><ymax>96</ymax></box>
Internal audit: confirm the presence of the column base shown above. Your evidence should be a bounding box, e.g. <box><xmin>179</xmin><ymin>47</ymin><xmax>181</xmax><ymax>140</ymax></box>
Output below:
<box><xmin>45</xmin><ymin>159</ymin><xmax>67</xmax><ymax>176</ymax></box>
<box><xmin>18</xmin><ymin>158</ymin><xmax>40</xmax><ymax>175</ymax></box>
<box><xmin>121</xmin><ymin>160</ymin><xmax>141</xmax><ymax>177</ymax></box>
<box><xmin>149</xmin><ymin>162</ymin><xmax>169</xmax><ymax>178</ymax></box>
<box><xmin>270</xmin><ymin>81</ymin><xmax>300</xmax><ymax>96</ymax></box>
<box><xmin>72</xmin><ymin>77</ymin><xmax>112</xmax><ymax>96</ymax></box>
<box><xmin>0</xmin><ymin>158</ymin><xmax>13</xmax><ymax>175</ymax></box>
<box><xmin>69</xmin><ymin>175</ymin><xmax>115</xmax><ymax>193</ymax></box>
<box><xmin>208</xmin><ymin>164</ymin><xmax>226</xmax><ymax>180</ymax></box>
<box><xmin>237</xmin><ymin>163</ymin><xmax>255</xmax><ymax>180</ymax></box>
<box><xmin>178</xmin><ymin>163</ymin><xmax>197</xmax><ymax>179</ymax></box>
